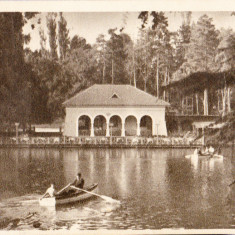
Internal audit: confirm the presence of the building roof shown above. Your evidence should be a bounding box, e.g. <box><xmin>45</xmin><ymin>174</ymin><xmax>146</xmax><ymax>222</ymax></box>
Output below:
<box><xmin>162</xmin><ymin>70</ymin><xmax>235</xmax><ymax>95</ymax></box>
<box><xmin>63</xmin><ymin>84</ymin><xmax>169</xmax><ymax>107</ymax></box>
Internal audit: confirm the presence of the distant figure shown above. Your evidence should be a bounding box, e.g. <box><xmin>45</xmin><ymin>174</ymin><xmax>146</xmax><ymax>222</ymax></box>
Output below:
<box><xmin>71</xmin><ymin>173</ymin><xmax>85</xmax><ymax>189</ymax></box>
<box><xmin>198</xmin><ymin>147</ymin><xmax>203</xmax><ymax>155</ymax></box>
<box><xmin>42</xmin><ymin>183</ymin><xmax>56</xmax><ymax>198</ymax></box>
<box><xmin>194</xmin><ymin>148</ymin><xmax>198</xmax><ymax>155</ymax></box>
<box><xmin>204</xmin><ymin>146</ymin><xmax>209</xmax><ymax>154</ymax></box>
<box><xmin>217</xmin><ymin>146</ymin><xmax>222</xmax><ymax>155</ymax></box>
<box><xmin>209</xmin><ymin>145</ymin><xmax>215</xmax><ymax>154</ymax></box>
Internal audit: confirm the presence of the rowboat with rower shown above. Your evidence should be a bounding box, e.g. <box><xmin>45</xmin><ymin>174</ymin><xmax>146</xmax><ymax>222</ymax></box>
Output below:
<box><xmin>39</xmin><ymin>172</ymin><xmax>117</xmax><ymax>207</ymax></box>
<box><xmin>39</xmin><ymin>183</ymin><xmax>99</xmax><ymax>207</ymax></box>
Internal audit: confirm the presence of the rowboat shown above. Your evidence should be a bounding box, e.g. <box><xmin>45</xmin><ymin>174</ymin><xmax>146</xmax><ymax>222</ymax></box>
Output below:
<box><xmin>185</xmin><ymin>153</ymin><xmax>223</xmax><ymax>160</ymax></box>
<box><xmin>39</xmin><ymin>183</ymin><xmax>98</xmax><ymax>207</ymax></box>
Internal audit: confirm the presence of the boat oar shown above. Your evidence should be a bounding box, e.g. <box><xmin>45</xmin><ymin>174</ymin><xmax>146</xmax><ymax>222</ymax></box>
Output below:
<box><xmin>56</xmin><ymin>183</ymin><xmax>71</xmax><ymax>195</ymax></box>
<box><xmin>70</xmin><ymin>185</ymin><xmax>119</xmax><ymax>203</ymax></box>
<box><xmin>229</xmin><ymin>180</ymin><xmax>235</xmax><ymax>187</ymax></box>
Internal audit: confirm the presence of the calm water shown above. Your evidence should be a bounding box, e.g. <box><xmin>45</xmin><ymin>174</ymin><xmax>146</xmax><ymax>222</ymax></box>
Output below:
<box><xmin>0</xmin><ymin>147</ymin><xmax>234</xmax><ymax>230</ymax></box>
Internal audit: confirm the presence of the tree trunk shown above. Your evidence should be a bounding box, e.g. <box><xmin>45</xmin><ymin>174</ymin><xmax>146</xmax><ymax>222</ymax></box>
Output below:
<box><xmin>111</xmin><ymin>52</ymin><xmax>114</xmax><ymax>84</ymax></box>
<box><xmin>156</xmin><ymin>56</ymin><xmax>159</xmax><ymax>98</ymax></box>
<box><xmin>102</xmin><ymin>60</ymin><xmax>106</xmax><ymax>84</ymax></box>
<box><xmin>203</xmin><ymin>88</ymin><xmax>208</xmax><ymax>115</ymax></box>
<box><xmin>195</xmin><ymin>93</ymin><xmax>199</xmax><ymax>115</ymax></box>
<box><xmin>227</xmin><ymin>86</ymin><xmax>231</xmax><ymax>113</ymax></box>
<box><xmin>221</xmin><ymin>87</ymin><xmax>226</xmax><ymax>116</ymax></box>
<box><xmin>133</xmin><ymin>48</ymin><xmax>136</xmax><ymax>87</ymax></box>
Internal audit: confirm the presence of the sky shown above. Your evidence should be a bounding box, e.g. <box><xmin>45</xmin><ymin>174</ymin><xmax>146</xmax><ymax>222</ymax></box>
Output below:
<box><xmin>23</xmin><ymin>11</ymin><xmax>235</xmax><ymax>51</ymax></box>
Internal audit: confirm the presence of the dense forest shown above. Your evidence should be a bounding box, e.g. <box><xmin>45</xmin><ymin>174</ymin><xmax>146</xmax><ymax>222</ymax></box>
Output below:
<box><xmin>0</xmin><ymin>12</ymin><xmax>234</xmax><ymax>130</ymax></box>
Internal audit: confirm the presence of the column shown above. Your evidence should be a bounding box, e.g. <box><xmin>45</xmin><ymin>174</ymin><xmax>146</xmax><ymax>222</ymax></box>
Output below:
<box><xmin>121</xmin><ymin>120</ymin><xmax>125</xmax><ymax>137</ymax></box>
<box><xmin>137</xmin><ymin>120</ymin><xmax>140</xmax><ymax>136</ymax></box>
<box><xmin>90</xmin><ymin>120</ymin><xmax>94</xmax><ymax>137</ymax></box>
<box><xmin>106</xmin><ymin>119</ymin><xmax>110</xmax><ymax>137</ymax></box>
<box><xmin>152</xmin><ymin>119</ymin><xmax>156</xmax><ymax>136</ymax></box>
<box><xmin>204</xmin><ymin>88</ymin><xmax>208</xmax><ymax>115</ymax></box>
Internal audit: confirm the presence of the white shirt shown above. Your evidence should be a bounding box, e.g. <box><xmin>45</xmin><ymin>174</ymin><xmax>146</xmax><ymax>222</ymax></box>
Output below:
<box><xmin>209</xmin><ymin>146</ymin><xmax>214</xmax><ymax>154</ymax></box>
<box><xmin>46</xmin><ymin>186</ymin><xmax>55</xmax><ymax>197</ymax></box>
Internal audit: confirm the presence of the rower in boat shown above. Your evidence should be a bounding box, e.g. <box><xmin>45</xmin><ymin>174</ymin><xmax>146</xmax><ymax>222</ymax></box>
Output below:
<box><xmin>71</xmin><ymin>172</ymin><xmax>85</xmax><ymax>189</ymax></box>
<box><xmin>41</xmin><ymin>183</ymin><xmax>56</xmax><ymax>199</ymax></box>
<box><xmin>61</xmin><ymin>172</ymin><xmax>85</xmax><ymax>195</ymax></box>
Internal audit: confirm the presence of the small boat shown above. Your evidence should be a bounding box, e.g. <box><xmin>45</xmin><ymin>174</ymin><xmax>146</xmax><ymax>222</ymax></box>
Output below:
<box><xmin>39</xmin><ymin>183</ymin><xmax>98</xmax><ymax>207</ymax></box>
<box><xmin>185</xmin><ymin>153</ymin><xmax>223</xmax><ymax>160</ymax></box>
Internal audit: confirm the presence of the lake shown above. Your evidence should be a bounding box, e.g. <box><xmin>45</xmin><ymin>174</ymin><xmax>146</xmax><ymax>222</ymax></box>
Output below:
<box><xmin>0</xmin><ymin>147</ymin><xmax>234</xmax><ymax>230</ymax></box>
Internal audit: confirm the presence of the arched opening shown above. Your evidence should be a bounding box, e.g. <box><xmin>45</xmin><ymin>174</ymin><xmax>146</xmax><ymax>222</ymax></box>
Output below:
<box><xmin>94</xmin><ymin>115</ymin><xmax>107</xmax><ymax>136</ymax></box>
<box><xmin>109</xmin><ymin>115</ymin><xmax>122</xmax><ymax>136</ymax></box>
<box><xmin>78</xmin><ymin>115</ymin><xmax>91</xmax><ymax>136</ymax></box>
<box><xmin>140</xmin><ymin>115</ymin><xmax>152</xmax><ymax>136</ymax></box>
<box><xmin>125</xmin><ymin>116</ymin><xmax>137</xmax><ymax>136</ymax></box>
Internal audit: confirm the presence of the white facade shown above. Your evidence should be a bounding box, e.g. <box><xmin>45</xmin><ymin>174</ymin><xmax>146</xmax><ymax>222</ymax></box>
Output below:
<box><xmin>64</xmin><ymin>106</ymin><xmax>168</xmax><ymax>137</ymax></box>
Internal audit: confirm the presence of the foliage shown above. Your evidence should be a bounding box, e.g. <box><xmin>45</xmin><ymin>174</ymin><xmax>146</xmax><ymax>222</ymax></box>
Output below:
<box><xmin>46</xmin><ymin>13</ymin><xmax>58</xmax><ymax>60</ymax></box>
<box><xmin>0</xmin><ymin>13</ymin><xmax>33</xmax><ymax>127</ymax></box>
<box><xmin>58</xmin><ymin>13</ymin><xmax>70</xmax><ymax>60</ymax></box>
<box><xmin>1</xmin><ymin>11</ymin><xmax>234</xmax><ymax>132</ymax></box>
<box><xmin>174</xmin><ymin>14</ymin><xmax>219</xmax><ymax>80</ymax></box>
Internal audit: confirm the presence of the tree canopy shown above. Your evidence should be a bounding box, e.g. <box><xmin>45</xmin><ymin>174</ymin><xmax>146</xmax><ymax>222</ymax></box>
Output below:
<box><xmin>0</xmin><ymin>12</ymin><xmax>234</xmax><ymax>129</ymax></box>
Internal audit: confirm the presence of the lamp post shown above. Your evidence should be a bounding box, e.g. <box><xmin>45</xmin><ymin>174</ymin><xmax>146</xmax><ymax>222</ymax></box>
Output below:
<box><xmin>15</xmin><ymin>122</ymin><xmax>19</xmax><ymax>144</ymax></box>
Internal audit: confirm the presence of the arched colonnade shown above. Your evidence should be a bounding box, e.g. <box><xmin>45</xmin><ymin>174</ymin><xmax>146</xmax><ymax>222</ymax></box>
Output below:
<box><xmin>78</xmin><ymin>114</ymin><xmax>153</xmax><ymax>137</ymax></box>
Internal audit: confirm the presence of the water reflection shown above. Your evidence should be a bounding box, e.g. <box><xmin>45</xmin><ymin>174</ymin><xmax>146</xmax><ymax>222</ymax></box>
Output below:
<box><xmin>0</xmin><ymin>147</ymin><xmax>234</xmax><ymax>230</ymax></box>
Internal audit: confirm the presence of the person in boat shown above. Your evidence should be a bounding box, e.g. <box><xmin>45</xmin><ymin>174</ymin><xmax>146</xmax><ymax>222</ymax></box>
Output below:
<box><xmin>204</xmin><ymin>146</ymin><xmax>209</xmax><ymax>154</ymax></box>
<box><xmin>41</xmin><ymin>183</ymin><xmax>56</xmax><ymax>198</ymax></box>
<box><xmin>71</xmin><ymin>172</ymin><xmax>85</xmax><ymax>189</ymax></box>
<box><xmin>209</xmin><ymin>145</ymin><xmax>215</xmax><ymax>155</ymax></box>
<box><xmin>66</xmin><ymin>173</ymin><xmax>85</xmax><ymax>194</ymax></box>
<box><xmin>198</xmin><ymin>147</ymin><xmax>203</xmax><ymax>155</ymax></box>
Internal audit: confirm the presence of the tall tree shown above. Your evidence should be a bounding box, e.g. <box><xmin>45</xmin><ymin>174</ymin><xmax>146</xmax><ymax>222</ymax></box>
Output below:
<box><xmin>106</xmin><ymin>28</ymin><xmax>132</xmax><ymax>84</ymax></box>
<box><xmin>184</xmin><ymin>15</ymin><xmax>219</xmax><ymax>73</ymax></box>
<box><xmin>94</xmin><ymin>34</ymin><xmax>107</xmax><ymax>84</ymax></box>
<box><xmin>0</xmin><ymin>13</ymin><xmax>37</xmax><ymax>128</ymax></box>
<box><xmin>58</xmin><ymin>13</ymin><xmax>70</xmax><ymax>60</ymax></box>
<box><xmin>46</xmin><ymin>13</ymin><xmax>58</xmax><ymax>60</ymax></box>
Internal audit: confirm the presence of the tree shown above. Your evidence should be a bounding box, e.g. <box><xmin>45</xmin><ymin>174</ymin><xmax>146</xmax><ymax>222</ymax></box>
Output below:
<box><xmin>46</xmin><ymin>13</ymin><xmax>58</xmax><ymax>60</ymax></box>
<box><xmin>94</xmin><ymin>34</ymin><xmax>107</xmax><ymax>84</ymax></box>
<box><xmin>184</xmin><ymin>15</ymin><xmax>219</xmax><ymax>73</ymax></box>
<box><xmin>58</xmin><ymin>13</ymin><xmax>70</xmax><ymax>60</ymax></box>
<box><xmin>105</xmin><ymin>28</ymin><xmax>132</xmax><ymax>84</ymax></box>
<box><xmin>0</xmin><ymin>13</ymin><xmax>36</xmax><ymax>128</ymax></box>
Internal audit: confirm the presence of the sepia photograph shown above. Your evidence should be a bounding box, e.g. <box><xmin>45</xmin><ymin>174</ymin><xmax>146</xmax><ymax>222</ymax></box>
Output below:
<box><xmin>0</xmin><ymin>1</ymin><xmax>234</xmax><ymax>234</ymax></box>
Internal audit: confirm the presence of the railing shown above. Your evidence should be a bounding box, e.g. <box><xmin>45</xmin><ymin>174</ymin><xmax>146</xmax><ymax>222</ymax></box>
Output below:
<box><xmin>0</xmin><ymin>136</ymin><xmax>203</xmax><ymax>147</ymax></box>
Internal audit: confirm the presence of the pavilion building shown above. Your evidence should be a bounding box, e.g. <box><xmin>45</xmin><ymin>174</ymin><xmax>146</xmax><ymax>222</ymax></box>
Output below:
<box><xmin>162</xmin><ymin>70</ymin><xmax>234</xmax><ymax>136</ymax></box>
<box><xmin>63</xmin><ymin>84</ymin><xmax>169</xmax><ymax>137</ymax></box>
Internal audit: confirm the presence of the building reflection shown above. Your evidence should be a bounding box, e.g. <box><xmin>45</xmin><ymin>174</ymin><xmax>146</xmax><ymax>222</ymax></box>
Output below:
<box><xmin>63</xmin><ymin>149</ymin><xmax>79</xmax><ymax>184</ymax></box>
<box><xmin>119</xmin><ymin>150</ymin><xmax>127</xmax><ymax>197</ymax></box>
<box><xmin>89</xmin><ymin>150</ymin><xmax>95</xmax><ymax>183</ymax></box>
<box><xmin>105</xmin><ymin>150</ymin><xmax>110</xmax><ymax>178</ymax></box>
<box><xmin>151</xmin><ymin>149</ymin><xmax>167</xmax><ymax>195</ymax></box>
<box><xmin>190</xmin><ymin>156</ymin><xmax>198</xmax><ymax>172</ymax></box>
<box><xmin>135</xmin><ymin>149</ymin><xmax>141</xmax><ymax>186</ymax></box>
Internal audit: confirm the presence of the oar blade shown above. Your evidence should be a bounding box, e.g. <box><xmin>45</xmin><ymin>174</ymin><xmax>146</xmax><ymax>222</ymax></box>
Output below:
<box><xmin>101</xmin><ymin>195</ymin><xmax>120</xmax><ymax>203</ymax></box>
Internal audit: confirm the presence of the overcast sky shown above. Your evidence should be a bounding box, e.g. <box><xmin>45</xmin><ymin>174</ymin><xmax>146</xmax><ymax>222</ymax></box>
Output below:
<box><xmin>23</xmin><ymin>11</ymin><xmax>235</xmax><ymax>51</ymax></box>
